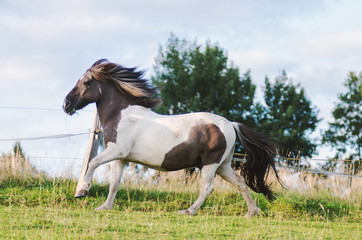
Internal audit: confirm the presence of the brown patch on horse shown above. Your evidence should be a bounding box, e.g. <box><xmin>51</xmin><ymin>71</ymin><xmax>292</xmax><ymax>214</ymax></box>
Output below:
<box><xmin>161</xmin><ymin>123</ymin><xmax>227</xmax><ymax>171</ymax></box>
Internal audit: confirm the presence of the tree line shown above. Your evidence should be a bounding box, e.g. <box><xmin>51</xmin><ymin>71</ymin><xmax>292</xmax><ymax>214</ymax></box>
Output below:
<box><xmin>151</xmin><ymin>34</ymin><xmax>361</xmax><ymax>170</ymax></box>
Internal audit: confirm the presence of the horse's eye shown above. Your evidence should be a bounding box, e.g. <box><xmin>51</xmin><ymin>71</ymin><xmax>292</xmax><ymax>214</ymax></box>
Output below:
<box><xmin>83</xmin><ymin>80</ymin><xmax>91</xmax><ymax>86</ymax></box>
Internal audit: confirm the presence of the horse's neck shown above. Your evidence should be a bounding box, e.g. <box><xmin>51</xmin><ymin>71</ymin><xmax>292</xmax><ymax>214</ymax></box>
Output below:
<box><xmin>96</xmin><ymin>92</ymin><xmax>132</xmax><ymax>144</ymax></box>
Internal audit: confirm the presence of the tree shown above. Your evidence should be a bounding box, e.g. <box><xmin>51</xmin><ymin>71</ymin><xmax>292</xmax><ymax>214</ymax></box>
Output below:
<box><xmin>13</xmin><ymin>141</ymin><xmax>25</xmax><ymax>159</ymax></box>
<box><xmin>152</xmin><ymin>34</ymin><xmax>321</xmax><ymax>167</ymax></box>
<box><xmin>260</xmin><ymin>71</ymin><xmax>320</xmax><ymax>162</ymax></box>
<box><xmin>152</xmin><ymin>33</ymin><xmax>258</xmax><ymax>127</ymax></box>
<box><xmin>323</xmin><ymin>72</ymin><xmax>362</xmax><ymax>161</ymax></box>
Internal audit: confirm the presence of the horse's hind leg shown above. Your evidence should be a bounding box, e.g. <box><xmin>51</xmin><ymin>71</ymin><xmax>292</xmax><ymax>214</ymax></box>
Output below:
<box><xmin>216</xmin><ymin>163</ymin><xmax>259</xmax><ymax>217</ymax></box>
<box><xmin>95</xmin><ymin>159</ymin><xmax>126</xmax><ymax>211</ymax></box>
<box><xmin>178</xmin><ymin>164</ymin><xmax>218</xmax><ymax>216</ymax></box>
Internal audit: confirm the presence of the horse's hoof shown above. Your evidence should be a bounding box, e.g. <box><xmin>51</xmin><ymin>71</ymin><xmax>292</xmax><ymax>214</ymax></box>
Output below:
<box><xmin>244</xmin><ymin>208</ymin><xmax>260</xmax><ymax>218</ymax></box>
<box><xmin>74</xmin><ymin>189</ymin><xmax>88</xmax><ymax>198</ymax></box>
<box><xmin>95</xmin><ymin>205</ymin><xmax>111</xmax><ymax>212</ymax></box>
<box><xmin>177</xmin><ymin>209</ymin><xmax>194</xmax><ymax>216</ymax></box>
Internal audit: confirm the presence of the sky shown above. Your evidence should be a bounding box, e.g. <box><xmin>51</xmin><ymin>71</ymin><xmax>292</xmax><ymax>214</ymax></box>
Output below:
<box><xmin>1</xmin><ymin>0</ymin><xmax>361</xmax><ymax>177</ymax></box>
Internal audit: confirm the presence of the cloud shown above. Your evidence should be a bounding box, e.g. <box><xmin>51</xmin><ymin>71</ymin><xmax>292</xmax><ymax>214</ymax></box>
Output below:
<box><xmin>296</xmin><ymin>29</ymin><xmax>362</xmax><ymax>61</ymax></box>
<box><xmin>229</xmin><ymin>49</ymin><xmax>272</xmax><ymax>73</ymax></box>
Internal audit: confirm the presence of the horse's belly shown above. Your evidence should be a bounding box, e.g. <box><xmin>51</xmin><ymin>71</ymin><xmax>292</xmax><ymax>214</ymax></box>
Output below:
<box><xmin>126</xmin><ymin>142</ymin><xmax>178</xmax><ymax>171</ymax></box>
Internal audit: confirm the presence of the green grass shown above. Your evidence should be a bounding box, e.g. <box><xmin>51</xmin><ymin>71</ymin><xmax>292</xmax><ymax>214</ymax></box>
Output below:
<box><xmin>1</xmin><ymin>206</ymin><xmax>360</xmax><ymax>239</ymax></box>
<box><xmin>0</xmin><ymin>175</ymin><xmax>361</xmax><ymax>239</ymax></box>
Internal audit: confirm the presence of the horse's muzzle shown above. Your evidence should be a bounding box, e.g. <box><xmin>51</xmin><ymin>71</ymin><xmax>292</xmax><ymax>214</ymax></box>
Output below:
<box><xmin>63</xmin><ymin>99</ymin><xmax>76</xmax><ymax>115</ymax></box>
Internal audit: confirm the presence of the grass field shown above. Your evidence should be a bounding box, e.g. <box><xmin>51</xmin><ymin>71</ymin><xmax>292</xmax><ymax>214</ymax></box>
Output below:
<box><xmin>2</xmin><ymin>206</ymin><xmax>360</xmax><ymax>239</ymax></box>
<box><xmin>0</xmin><ymin>169</ymin><xmax>361</xmax><ymax>239</ymax></box>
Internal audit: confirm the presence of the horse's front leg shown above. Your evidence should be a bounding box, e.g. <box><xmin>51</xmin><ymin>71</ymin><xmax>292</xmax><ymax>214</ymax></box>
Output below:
<box><xmin>75</xmin><ymin>143</ymin><xmax>125</xmax><ymax>198</ymax></box>
<box><xmin>95</xmin><ymin>159</ymin><xmax>126</xmax><ymax>211</ymax></box>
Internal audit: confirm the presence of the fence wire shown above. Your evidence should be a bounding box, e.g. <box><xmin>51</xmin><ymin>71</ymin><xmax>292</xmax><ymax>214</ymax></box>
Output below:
<box><xmin>233</xmin><ymin>157</ymin><xmax>362</xmax><ymax>179</ymax></box>
<box><xmin>1</xmin><ymin>106</ymin><xmax>361</xmax><ymax>179</ymax></box>
<box><xmin>0</xmin><ymin>132</ymin><xmax>90</xmax><ymax>142</ymax></box>
<box><xmin>0</xmin><ymin>106</ymin><xmax>93</xmax><ymax>112</ymax></box>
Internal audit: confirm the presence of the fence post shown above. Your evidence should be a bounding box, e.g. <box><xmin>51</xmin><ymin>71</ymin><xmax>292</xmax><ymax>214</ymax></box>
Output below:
<box><xmin>78</xmin><ymin>111</ymin><xmax>101</xmax><ymax>182</ymax></box>
<box><xmin>86</xmin><ymin>111</ymin><xmax>101</xmax><ymax>161</ymax></box>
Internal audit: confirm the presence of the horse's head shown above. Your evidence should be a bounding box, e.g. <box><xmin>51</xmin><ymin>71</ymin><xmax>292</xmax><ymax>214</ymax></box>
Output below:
<box><xmin>63</xmin><ymin>70</ymin><xmax>101</xmax><ymax>115</ymax></box>
<box><xmin>63</xmin><ymin>59</ymin><xmax>160</xmax><ymax>115</ymax></box>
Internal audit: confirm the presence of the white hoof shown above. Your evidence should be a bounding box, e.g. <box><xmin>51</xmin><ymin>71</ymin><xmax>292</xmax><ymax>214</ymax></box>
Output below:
<box><xmin>75</xmin><ymin>182</ymin><xmax>91</xmax><ymax>198</ymax></box>
<box><xmin>177</xmin><ymin>209</ymin><xmax>194</xmax><ymax>216</ymax></box>
<box><xmin>244</xmin><ymin>208</ymin><xmax>260</xmax><ymax>218</ymax></box>
<box><xmin>95</xmin><ymin>204</ymin><xmax>111</xmax><ymax>212</ymax></box>
<box><xmin>74</xmin><ymin>189</ymin><xmax>88</xmax><ymax>198</ymax></box>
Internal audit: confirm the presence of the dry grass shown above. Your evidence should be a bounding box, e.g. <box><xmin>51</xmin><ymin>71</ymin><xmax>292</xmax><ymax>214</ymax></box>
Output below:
<box><xmin>271</xmin><ymin>168</ymin><xmax>362</xmax><ymax>206</ymax></box>
<box><xmin>2</xmin><ymin>153</ymin><xmax>361</xmax><ymax>207</ymax></box>
<box><xmin>0</xmin><ymin>152</ymin><xmax>37</xmax><ymax>180</ymax></box>
<box><xmin>107</xmin><ymin>163</ymin><xmax>362</xmax><ymax>209</ymax></box>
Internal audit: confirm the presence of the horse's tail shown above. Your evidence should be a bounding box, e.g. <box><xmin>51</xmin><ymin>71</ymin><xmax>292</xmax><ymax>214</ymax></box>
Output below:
<box><xmin>231</xmin><ymin>122</ymin><xmax>283</xmax><ymax>201</ymax></box>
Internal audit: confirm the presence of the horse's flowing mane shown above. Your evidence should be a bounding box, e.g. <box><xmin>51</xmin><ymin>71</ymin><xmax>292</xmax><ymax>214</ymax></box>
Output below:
<box><xmin>88</xmin><ymin>59</ymin><xmax>160</xmax><ymax>108</ymax></box>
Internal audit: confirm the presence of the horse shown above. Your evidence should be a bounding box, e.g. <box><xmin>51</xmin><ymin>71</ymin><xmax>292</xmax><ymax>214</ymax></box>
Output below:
<box><xmin>63</xmin><ymin>59</ymin><xmax>283</xmax><ymax>217</ymax></box>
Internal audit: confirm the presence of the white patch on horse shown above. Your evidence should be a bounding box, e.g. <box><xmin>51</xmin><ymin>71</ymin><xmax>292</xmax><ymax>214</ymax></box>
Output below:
<box><xmin>117</xmin><ymin>106</ymin><xmax>233</xmax><ymax>170</ymax></box>
<box><xmin>117</xmin><ymin>106</ymin><xmax>195</xmax><ymax>169</ymax></box>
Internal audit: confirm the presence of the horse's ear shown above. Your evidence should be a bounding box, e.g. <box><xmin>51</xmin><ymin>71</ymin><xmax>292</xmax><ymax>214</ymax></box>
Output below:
<box><xmin>92</xmin><ymin>59</ymin><xmax>108</xmax><ymax>67</ymax></box>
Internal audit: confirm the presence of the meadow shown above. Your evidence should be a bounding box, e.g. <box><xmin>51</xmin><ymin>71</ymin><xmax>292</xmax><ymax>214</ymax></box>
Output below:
<box><xmin>0</xmin><ymin>155</ymin><xmax>361</xmax><ymax>239</ymax></box>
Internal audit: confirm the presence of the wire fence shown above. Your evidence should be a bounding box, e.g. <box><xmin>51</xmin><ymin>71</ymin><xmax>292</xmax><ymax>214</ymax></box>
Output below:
<box><xmin>0</xmin><ymin>106</ymin><xmax>93</xmax><ymax>112</ymax></box>
<box><xmin>233</xmin><ymin>153</ymin><xmax>362</xmax><ymax>179</ymax></box>
<box><xmin>0</xmin><ymin>132</ymin><xmax>90</xmax><ymax>142</ymax></box>
<box><xmin>1</xmin><ymin>106</ymin><xmax>361</xmax><ymax>179</ymax></box>
<box><xmin>233</xmin><ymin>153</ymin><xmax>362</xmax><ymax>163</ymax></box>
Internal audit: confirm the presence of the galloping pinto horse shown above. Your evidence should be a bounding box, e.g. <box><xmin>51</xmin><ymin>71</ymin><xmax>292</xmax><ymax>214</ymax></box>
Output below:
<box><xmin>63</xmin><ymin>59</ymin><xmax>283</xmax><ymax>217</ymax></box>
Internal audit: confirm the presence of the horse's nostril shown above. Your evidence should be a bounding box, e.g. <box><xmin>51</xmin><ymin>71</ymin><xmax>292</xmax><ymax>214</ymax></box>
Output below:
<box><xmin>63</xmin><ymin>99</ymin><xmax>72</xmax><ymax>111</ymax></box>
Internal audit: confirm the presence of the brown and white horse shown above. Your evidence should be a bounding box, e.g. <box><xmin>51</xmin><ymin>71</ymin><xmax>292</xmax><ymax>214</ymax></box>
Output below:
<box><xmin>63</xmin><ymin>59</ymin><xmax>283</xmax><ymax>217</ymax></box>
